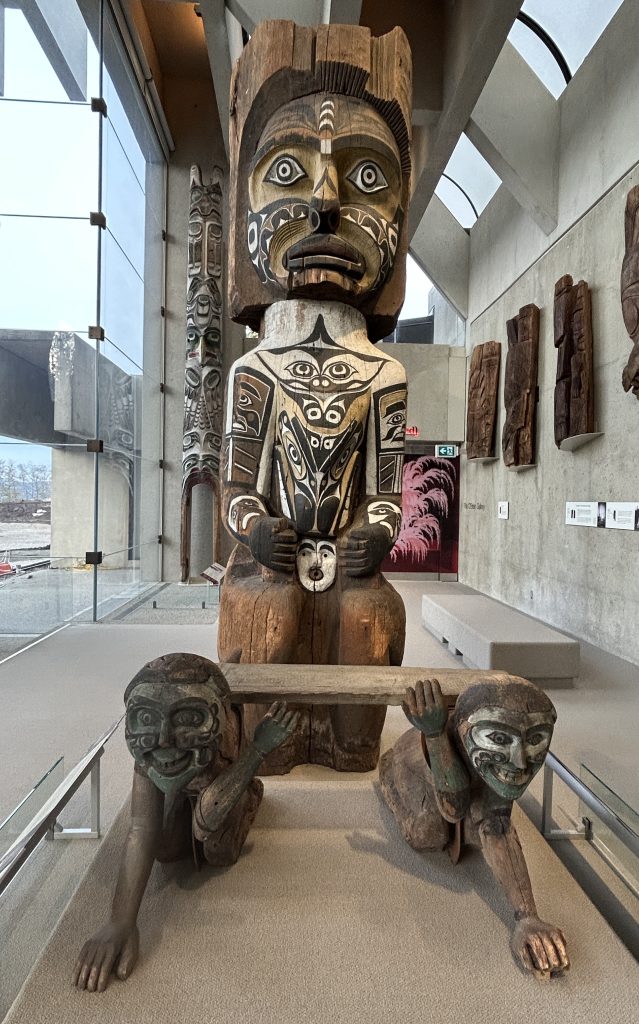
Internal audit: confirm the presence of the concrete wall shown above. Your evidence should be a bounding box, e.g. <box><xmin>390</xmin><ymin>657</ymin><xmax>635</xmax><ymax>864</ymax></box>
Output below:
<box><xmin>50</xmin><ymin>449</ymin><xmax>129</xmax><ymax>567</ymax></box>
<box><xmin>161</xmin><ymin>75</ymin><xmax>245</xmax><ymax>581</ymax></box>
<box><xmin>459</xmin><ymin>3</ymin><xmax>639</xmax><ymax>664</ymax></box>
<box><xmin>378</xmin><ymin>343</ymin><xmax>466</xmax><ymax>443</ymax></box>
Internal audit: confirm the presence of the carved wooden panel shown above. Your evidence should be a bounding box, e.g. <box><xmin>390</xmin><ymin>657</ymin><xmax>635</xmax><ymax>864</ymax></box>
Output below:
<box><xmin>621</xmin><ymin>184</ymin><xmax>639</xmax><ymax>399</ymax></box>
<box><xmin>502</xmin><ymin>304</ymin><xmax>539</xmax><ymax>468</ymax></box>
<box><xmin>466</xmin><ymin>341</ymin><xmax>501</xmax><ymax>459</ymax></box>
<box><xmin>553</xmin><ymin>274</ymin><xmax>594</xmax><ymax>446</ymax></box>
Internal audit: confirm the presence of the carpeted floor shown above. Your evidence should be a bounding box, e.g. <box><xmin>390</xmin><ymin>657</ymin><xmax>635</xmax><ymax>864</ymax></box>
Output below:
<box><xmin>5</xmin><ymin>758</ymin><xmax>638</xmax><ymax>1024</ymax></box>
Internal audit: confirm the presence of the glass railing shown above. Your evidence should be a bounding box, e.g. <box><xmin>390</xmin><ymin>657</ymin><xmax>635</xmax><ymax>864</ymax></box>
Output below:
<box><xmin>0</xmin><ymin>756</ymin><xmax>64</xmax><ymax>859</ymax></box>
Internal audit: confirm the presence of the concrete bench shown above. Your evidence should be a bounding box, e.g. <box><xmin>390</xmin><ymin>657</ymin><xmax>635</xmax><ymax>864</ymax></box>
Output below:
<box><xmin>421</xmin><ymin>591</ymin><xmax>580</xmax><ymax>685</ymax></box>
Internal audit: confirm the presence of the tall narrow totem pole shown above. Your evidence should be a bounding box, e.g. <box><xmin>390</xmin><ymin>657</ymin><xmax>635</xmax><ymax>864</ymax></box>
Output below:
<box><xmin>181</xmin><ymin>165</ymin><xmax>224</xmax><ymax>581</ymax></box>
<box><xmin>218</xmin><ymin>22</ymin><xmax>412</xmax><ymax>772</ymax></box>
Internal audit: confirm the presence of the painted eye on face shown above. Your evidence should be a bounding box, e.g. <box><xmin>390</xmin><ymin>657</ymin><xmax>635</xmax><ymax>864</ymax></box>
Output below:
<box><xmin>173</xmin><ymin>708</ymin><xmax>204</xmax><ymax>728</ymax></box>
<box><xmin>486</xmin><ymin>731</ymin><xmax>512</xmax><ymax>746</ymax></box>
<box><xmin>347</xmin><ymin>160</ymin><xmax>388</xmax><ymax>194</ymax></box>
<box><xmin>264</xmin><ymin>154</ymin><xmax>307</xmax><ymax>187</ymax></box>
<box><xmin>132</xmin><ymin>708</ymin><xmax>159</xmax><ymax>730</ymax></box>
<box><xmin>528</xmin><ymin>731</ymin><xmax>549</xmax><ymax>747</ymax></box>
<box><xmin>326</xmin><ymin>361</ymin><xmax>354</xmax><ymax>381</ymax></box>
<box><xmin>287</xmin><ymin>360</ymin><xmax>316</xmax><ymax>379</ymax></box>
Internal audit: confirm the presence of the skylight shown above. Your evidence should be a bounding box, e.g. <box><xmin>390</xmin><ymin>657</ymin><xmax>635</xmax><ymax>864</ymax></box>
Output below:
<box><xmin>400</xmin><ymin>254</ymin><xmax>433</xmax><ymax>321</ymax></box>
<box><xmin>434</xmin><ymin>133</ymin><xmax>501</xmax><ymax>230</ymax></box>
<box><xmin>509</xmin><ymin>0</ymin><xmax>625</xmax><ymax>99</ymax></box>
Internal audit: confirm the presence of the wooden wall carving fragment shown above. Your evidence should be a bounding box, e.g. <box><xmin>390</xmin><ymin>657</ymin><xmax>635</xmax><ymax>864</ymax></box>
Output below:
<box><xmin>380</xmin><ymin>677</ymin><xmax>569</xmax><ymax>979</ymax></box>
<box><xmin>553</xmin><ymin>275</ymin><xmax>594</xmax><ymax>445</ymax></box>
<box><xmin>621</xmin><ymin>184</ymin><xmax>639</xmax><ymax>399</ymax></box>
<box><xmin>502</xmin><ymin>304</ymin><xmax>539</xmax><ymax>467</ymax></box>
<box><xmin>466</xmin><ymin>341</ymin><xmax>501</xmax><ymax>459</ymax></box>
<box><xmin>74</xmin><ymin>655</ymin><xmax>298</xmax><ymax>992</ymax></box>
<box><xmin>218</xmin><ymin>20</ymin><xmax>412</xmax><ymax>774</ymax></box>
<box><xmin>180</xmin><ymin>165</ymin><xmax>224</xmax><ymax>581</ymax></box>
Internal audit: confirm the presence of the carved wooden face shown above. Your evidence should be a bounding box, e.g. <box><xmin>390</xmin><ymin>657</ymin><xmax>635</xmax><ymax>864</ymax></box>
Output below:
<box><xmin>458</xmin><ymin>706</ymin><xmax>554</xmax><ymax>801</ymax></box>
<box><xmin>247</xmin><ymin>94</ymin><xmax>403</xmax><ymax>306</ymax></box>
<box><xmin>125</xmin><ymin>680</ymin><xmax>226</xmax><ymax>795</ymax></box>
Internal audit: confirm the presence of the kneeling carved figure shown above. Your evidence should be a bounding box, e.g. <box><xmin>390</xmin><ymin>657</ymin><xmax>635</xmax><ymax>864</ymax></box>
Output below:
<box><xmin>74</xmin><ymin>653</ymin><xmax>298</xmax><ymax>992</ymax></box>
<box><xmin>380</xmin><ymin>675</ymin><xmax>569</xmax><ymax>979</ymax></box>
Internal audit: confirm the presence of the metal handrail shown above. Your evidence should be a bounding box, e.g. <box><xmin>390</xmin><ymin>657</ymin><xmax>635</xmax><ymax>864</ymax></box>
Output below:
<box><xmin>0</xmin><ymin>717</ymin><xmax>122</xmax><ymax>895</ymax></box>
<box><xmin>542</xmin><ymin>751</ymin><xmax>639</xmax><ymax>860</ymax></box>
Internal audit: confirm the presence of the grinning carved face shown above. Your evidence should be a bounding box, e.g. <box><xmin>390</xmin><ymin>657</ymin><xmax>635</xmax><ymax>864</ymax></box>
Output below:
<box><xmin>125</xmin><ymin>680</ymin><xmax>226</xmax><ymax>796</ymax></box>
<box><xmin>296</xmin><ymin>538</ymin><xmax>337</xmax><ymax>592</ymax></box>
<box><xmin>459</xmin><ymin>706</ymin><xmax>554</xmax><ymax>802</ymax></box>
<box><xmin>247</xmin><ymin>94</ymin><xmax>403</xmax><ymax>304</ymax></box>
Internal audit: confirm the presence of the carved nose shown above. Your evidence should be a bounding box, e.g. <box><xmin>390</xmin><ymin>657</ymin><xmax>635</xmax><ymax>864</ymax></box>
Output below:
<box><xmin>309</xmin><ymin>200</ymin><xmax>340</xmax><ymax>234</ymax></box>
<box><xmin>511</xmin><ymin>740</ymin><xmax>527</xmax><ymax>770</ymax></box>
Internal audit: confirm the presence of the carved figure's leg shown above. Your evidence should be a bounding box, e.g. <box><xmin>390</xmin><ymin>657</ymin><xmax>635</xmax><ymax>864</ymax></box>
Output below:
<box><xmin>316</xmin><ymin>575</ymin><xmax>405</xmax><ymax>770</ymax></box>
<box><xmin>156</xmin><ymin>794</ymin><xmax>193</xmax><ymax>863</ymax></box>
<box><xmin>201</xmin><ymin>778</ymin><xmax>264</xmax><ymax>867</ymax></box>
<box><xmin>379</xmin><ymin>728</ymin><xmax>449</xmax><ymax>851</ymax></box>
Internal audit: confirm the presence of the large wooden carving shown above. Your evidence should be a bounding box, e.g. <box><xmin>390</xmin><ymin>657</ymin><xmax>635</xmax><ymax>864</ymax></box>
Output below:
<box><xmin>466</xmin><ymin>341</ymin><xmax>501</xmax><ymax>459</ymax></box>
<box><xmin>218</xmin><ymin>21</ymin><xmax>412</xmax><ymax>774</ymax></box>
<box><xmin>380</xmin><ymin>677</ymin><xmax>569</xmax><ymax>979</ymax></box>
<box><xmin>553</xmin><ymin>275</ymin><xmax>594</xmax><ymax>446</ymax></box>
<box><xmin>74</xmin><ymin>655</ymin><xmax>298</xmax><ymax>992</ymax></box>
<box><xmin>180</xmin><ymin>166</ymin><xmax>224</xmax><ymax>581</ymax></box>
<box><xmin>502</xmin><ymin>304</ymin><xmax>539</xmax><ymax>467</ymax></box>
<box><xmin>621</xmin><ymin>184</ymin><xmax>639</xmax><ymax>399</ymax></box>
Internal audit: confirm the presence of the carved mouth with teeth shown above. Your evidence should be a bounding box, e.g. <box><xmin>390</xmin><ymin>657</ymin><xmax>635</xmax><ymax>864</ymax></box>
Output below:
<box><xmin>284</xmin><ymin>235</ymin><xmax>365</xmax><ymax>281</ymax></box>
<box><xmin>490</xmin><ymin>765</ymin><xmax>530</xmax><ymax>787</ymax></box>
<box><xmin>150</xmin><ymin>749</ymin><xmax>192</xmax><ymax>776</ymax></box>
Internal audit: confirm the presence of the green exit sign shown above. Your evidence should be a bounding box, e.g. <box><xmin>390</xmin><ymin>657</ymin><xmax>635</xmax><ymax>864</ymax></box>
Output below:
<box><xmin>435</xmin><ymin>444</ymin><xmax>458</xmax><ymax>458</ymax></box>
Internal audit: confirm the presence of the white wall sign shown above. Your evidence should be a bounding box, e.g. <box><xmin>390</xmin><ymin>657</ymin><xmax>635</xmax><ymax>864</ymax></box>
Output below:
<box><xmin>498</xmin><ymin>501</ymin><xmax>509</xmax><ymax>520</ymax></box>
<box><xmin>565</xmin><ymin>502</ymin><xmax>602</xmax><ymax>528</ymax></box>
<box><xmin>605</xmin><ymin>502</ymin><xmax>639</xmax><ymax>531</ymax></box>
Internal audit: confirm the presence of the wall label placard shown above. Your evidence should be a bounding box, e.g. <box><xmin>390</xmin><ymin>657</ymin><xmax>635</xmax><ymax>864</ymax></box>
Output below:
<box><xmin>498</xmin><ymin>501</ymin><xmax>509</xmax><ymax>520</ymax></box>
<box><xmin>464</xmin><ymin>501</ymin><xmax>486</xmax><ymax>511</ymax></box>
<box><xmin>565</xmin><ymin>502</ymin><xmax>639</xmax><ymax>530</ymax></box>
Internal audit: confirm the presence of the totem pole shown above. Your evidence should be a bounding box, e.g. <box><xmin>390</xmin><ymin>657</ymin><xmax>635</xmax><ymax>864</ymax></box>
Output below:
<box><xmin>218</xmin><ymin>21</ymin><xmax>412</xmax><ymax>773</ymax></box>
<box><xmin>180</xmin><ymin>166</ymin><xmax>224</xmax><ymax>581</ymax></box>
<box><xmin>380</xmin><ymin>676</ymin><xmax>570</xmax><ymax>979</ymax></box>
<box><xmin>621</xmin><ymin>184</ymin><xmax>639</xmax><ymax>399</ymax></box>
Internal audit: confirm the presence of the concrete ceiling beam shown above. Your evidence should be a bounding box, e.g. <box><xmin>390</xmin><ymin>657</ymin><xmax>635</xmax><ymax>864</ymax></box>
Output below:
<box><xmin>13</xmin><ymin>0</ymin><xmax>88</xmax><ymax>101</ymax></box>
<box><xmin>410</xmin><ymin>195</ymin><xmax>469</xmax><ymax>319</ymax></box>
<box><xmin>466</xmin><ymin>41</ymin><xmax>559</xmax><ymax>235</ymax></box>
<box><xmin>408</xmin><ymin>0</ymin><xmax>523</xmax><ymax>237</ymax></box>
<box><xmin>199</xmin><ymin>0</ymin><xmax>233</xmax><ymax>158</ymax></box>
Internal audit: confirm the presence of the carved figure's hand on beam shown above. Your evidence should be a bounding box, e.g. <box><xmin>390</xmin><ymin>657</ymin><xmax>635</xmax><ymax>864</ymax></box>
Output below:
<box><xmin>253</xmin><ymin>701</ymin><xmax>300</xmax><ymax>756</ymax></box>
<box><xmin>248</xmin><ymin>516</ymin><xmax>298</xmax><ymax>573</ymax></box>
<box><xmin>338</xmin><ymin>524</ymin><xmax>392</xmax><ymax>577</ymax></box>
<box><xmin>73</xmin><ymin>921</ymin><xmax>139</xmax><ymax>993</ymax></box>
<box><xmin>402</xmin><ymin>679</ymin><xmax>448</xmax><ymax>737</ymax></box>
<box><xmin>510</xmin><ymin>916</ymin><xmax>569</xmax><ymax>979</ymax></box>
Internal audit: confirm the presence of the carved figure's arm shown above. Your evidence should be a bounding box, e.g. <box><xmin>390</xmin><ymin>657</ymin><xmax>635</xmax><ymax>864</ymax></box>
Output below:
<box><xmin>74</xmin><ymin>770</ymin><xmax>164</xmax><ymax>992</ymax></box>
<box><xmin>478</xmin><ymin>809</ymin><xmax>569</xmax><ymax>978</ymax></box>
<box><xmin>339</xmin><ymin>363</ymin><xmax>406</xmax><ymax>576</ymax></box>
<box><xmin>194</xmin><ymin>703</ymin><xmax>299</xmax><ymax>837</ymax></box>
<box><xmin>222</xmin><ymin>358</ymin><xmax>298</xmax><ymax>572</ymax></box>
<box><xmin>402</xmin><ymin>680</ymin><xmax>470</xmax><ymax>822</ymax></box>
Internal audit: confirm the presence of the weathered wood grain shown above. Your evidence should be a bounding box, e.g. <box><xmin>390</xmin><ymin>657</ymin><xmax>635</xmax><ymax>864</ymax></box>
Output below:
<box><xmin>466</xmin><ymin>341</ymin><xmax>501</xmax><ymax>459</ymax></box>
<box><xmin>553</xmin><ymin>275</ymin><xmax>594</xmax><ymax>445</ymax></box>
<box><xmin>502</xmin><ymin>304</ymin><xmax>539</xmax><ymax>467</ymax></box>
<box><xmin>221</xmin><ymin>664</ymin><xmax>529</xmax><ymax>706</ymax></box>
<box><xmin>621</xmin><ymin>185</ymin><xmax>639</xmax><ymax>399</ymax></box>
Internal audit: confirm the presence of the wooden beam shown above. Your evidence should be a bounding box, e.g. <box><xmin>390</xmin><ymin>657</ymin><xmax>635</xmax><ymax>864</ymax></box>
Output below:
<box><xmin>221</xmin><ymin>663</ymin><xmax>528</xmax><ymax>705</ymax></box>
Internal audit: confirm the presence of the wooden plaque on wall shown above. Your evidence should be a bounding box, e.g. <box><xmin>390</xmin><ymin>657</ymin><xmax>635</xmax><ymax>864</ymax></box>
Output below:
<box><xmin>466</xmin><ymin>341</ymin><xmax>501</xmax><ymax>460</ymax></box>
<box><xmin>553</xmin><ymin>274</ymin><xmax>594</xmax><ymax>446</ymax></box>
<box><xmin>502</xmin><ymin>304</ymin><xmax>539</xmax><ymax>468</ymax></box>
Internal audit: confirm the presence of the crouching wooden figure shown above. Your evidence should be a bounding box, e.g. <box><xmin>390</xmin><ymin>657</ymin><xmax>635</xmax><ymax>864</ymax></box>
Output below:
<box><xmin>380</xmin><ymin>676</ymin><xmax>570</xmax><ymax>979</ymax></box>
<box><xmin>74</xmin><ymin>654</ymin><xmax>298</xmax><ymax>993</ymax></box>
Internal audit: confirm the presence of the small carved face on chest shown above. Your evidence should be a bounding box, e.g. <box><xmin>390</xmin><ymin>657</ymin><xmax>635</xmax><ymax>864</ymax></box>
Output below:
<box><xmin>458</xmin><ymin>706</ymin><xmax>554</xmax><ymax>801</ymax></box>
<box><xmin>247</xmin><ymin>94</ymin><xmax>403</xmax><ymax>304</ymax></box>
<box><xmin>125</xmin><ymin>680</ymin><xmax>226</xmax><ymax>795</ymax></box>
